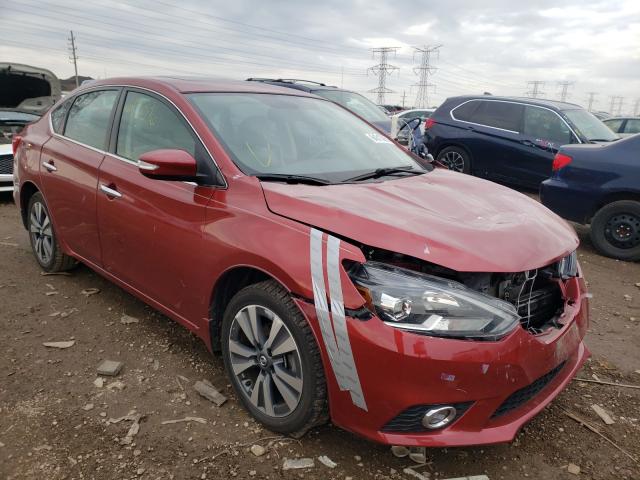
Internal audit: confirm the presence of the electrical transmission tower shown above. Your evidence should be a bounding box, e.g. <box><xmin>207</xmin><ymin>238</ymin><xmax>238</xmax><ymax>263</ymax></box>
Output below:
<box><xmin>368</xmin><ymin>47</ymin><xmax>399</xmax><ymax>105</ymax></box>
<box><xmin>412</xmin><ymin>45</ymin><xmax>442</xmax><ymax>108</ymax></box>
<box><xmin>68</xmin><ymin>30</ymin><xmax>79</xmax><ymax>88</ymax></box>
<box><xmin>557</xmin><ymin>81</ymin><xmax>574</xmax><ymax>102</ymax></box>
<box><xmin>634</xmin><ymin>98</ymin><xmax>640</xmax><ymax>116</ymax></box>
<box><xmin>586</xmin><ymin>92</ymin><xmax>598</xmax><ymax>111</ymax></box>
<box><xmin>609</xmin><ymin>96</ymin><xmax>624</xmax><ymax>115</ymax></box>
<box><xmin>526</xmin><ymin>81</ymin><xmax>545</xmax><ymax>98</ymax></box>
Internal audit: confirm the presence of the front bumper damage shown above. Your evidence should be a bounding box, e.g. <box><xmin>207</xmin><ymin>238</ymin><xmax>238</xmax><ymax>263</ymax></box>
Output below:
<box><xmin>295</xmin><ymin>273</ymin><xmax>590</xmax><ymax>447</ymax></box>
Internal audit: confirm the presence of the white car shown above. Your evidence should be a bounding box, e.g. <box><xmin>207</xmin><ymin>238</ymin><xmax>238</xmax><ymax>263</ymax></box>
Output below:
<box><xmin>390</xmin><ymin>108</ymin><xmax>435</xmax><ymax>142</ymax></box>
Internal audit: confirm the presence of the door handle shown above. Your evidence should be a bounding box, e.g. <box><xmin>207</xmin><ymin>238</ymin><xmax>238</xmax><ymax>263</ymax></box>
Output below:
<box><xmin>42</xmin><ymin>160</ymin><xmax>57</xmax><ymax>172</ymax></box>
<box><xmin>521</xmin><ymin>139</ymin><xmax>536</xmax><ymax>148</ymax></box>
<box><xmin>100</xmin><ymin>184</ymin><xmax>122</xmax><ymax>199</ymax></box>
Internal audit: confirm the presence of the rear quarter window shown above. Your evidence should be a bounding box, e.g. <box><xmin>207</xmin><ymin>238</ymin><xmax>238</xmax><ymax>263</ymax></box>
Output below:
<box><xmin>452</xmin><ymin>100</ymin><xmax>522</xmax><ymax>131</ymax></box>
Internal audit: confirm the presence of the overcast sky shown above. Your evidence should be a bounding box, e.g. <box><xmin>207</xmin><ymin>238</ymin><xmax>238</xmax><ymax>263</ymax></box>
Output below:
<box><xmin>1</xmin><ymin>0</ymin><xmax>638</xmax><ymax>113</ymax></box>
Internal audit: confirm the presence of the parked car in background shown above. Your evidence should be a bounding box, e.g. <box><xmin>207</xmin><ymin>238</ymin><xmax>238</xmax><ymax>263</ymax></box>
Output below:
<box><xmin>390</xmin><ymin>108</ymin><xmax>435</xmax><ymax>143</ymax></box>
<box><xmin>380</xmin><ymin>104</ymin><xmax>404</xmax><ymax>114</ymax></box>
<box><xmin>0</xmin><ymin>63</ymin><xmax>60</xmax><ymax>192</ymax></box>
<box><xmin>541</xmin><ymin>135</ymin><xmax>640</xmax><ymax>261</ymax></box>
<box><xmin>602</xmin><ymin>117</ymin><xmax>640</xmax><ymax>137</ymax></box>
<box><xmin>246</xmin><ymin>78</ymin><xmax>391</xmax><ymax>134</ymax></box>
<box><xmin>1</xmin><ymin>110</ymin><xmax>40</xmax><ymax>192</ymax></box>
<box><xmin>13</xmin><ymin>77</ymin><xmax>589</xmax><ymax>447</ymax></box>
<box><xmin>423</xmin><ymin>96</ymin><xmax>618</xmax><ymax>188</ymax></box>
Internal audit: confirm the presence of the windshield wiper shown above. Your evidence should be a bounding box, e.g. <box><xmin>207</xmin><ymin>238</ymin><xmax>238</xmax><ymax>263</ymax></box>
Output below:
<box><xmin>254</xmin><ymin>174</ymin><xmax>331</xmax><ymax>185</ymax></box>
<box><xmin>342</xmin><ymin>166</ymin><xmax>425</xmax><ymax>183</ymax></box>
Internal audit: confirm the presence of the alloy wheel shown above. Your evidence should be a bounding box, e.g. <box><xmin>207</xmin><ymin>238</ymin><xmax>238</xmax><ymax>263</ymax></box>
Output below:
<box><xmin>442</xmin><ymin>151</ymin><xmax>465</xmax><ymax>172</ymax></box>
<box><xmin>604</xmin><ymin>213</ymin><xmax>640</xmax><ymax>249</ymax></box>
<box><xmin>30</xmin><ymin>201</ymin><xmax>53</xmax><ymax>265</ymax></box>
<box><xmin>228</xmin><ymin>305</ymin><xmax>303</xmax><ymax>417</ymax></box>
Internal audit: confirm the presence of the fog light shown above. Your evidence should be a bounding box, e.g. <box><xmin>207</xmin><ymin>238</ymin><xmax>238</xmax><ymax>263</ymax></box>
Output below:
<box><xmin>422</xmin><ymin>406</ymin><xmax>457</xmax><ymax>429</ymax></box>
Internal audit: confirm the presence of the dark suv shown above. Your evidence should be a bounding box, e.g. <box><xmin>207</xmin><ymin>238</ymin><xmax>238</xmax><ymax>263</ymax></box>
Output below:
<box><xmin>423</xmin><ymin>96</ymin><xmax>618</xmax><ymax>188</ymax></box>
<box><xmin>247</xmin><ymin>78</ymin><xmax>391</xmax><ymax>134</ymax></box>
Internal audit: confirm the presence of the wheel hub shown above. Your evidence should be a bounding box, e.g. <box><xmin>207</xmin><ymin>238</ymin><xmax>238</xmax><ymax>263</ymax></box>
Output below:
<box><xmin>605</xmin><ymin>213</ymin><xmax>640</xmax><ymax>249</ymax></box>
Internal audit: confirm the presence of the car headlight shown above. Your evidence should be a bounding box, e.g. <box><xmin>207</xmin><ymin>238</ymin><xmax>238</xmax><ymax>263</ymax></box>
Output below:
<box><xmin>348</xmin><ymin>262</ymin><xmax>520</xmax><ymax>340</ymax></box>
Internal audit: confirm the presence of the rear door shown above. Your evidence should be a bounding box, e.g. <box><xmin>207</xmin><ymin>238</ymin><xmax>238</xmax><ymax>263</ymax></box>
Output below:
<box><xmin>96</xmin><ymin>88</ymin><xmax>218</xmax><ymax>329</ymax></box>
<box><xmin>39</xmin><ymin>89</ymin><xmax>120</xmax><ymax>265</ymax></box>
<box><xmin>451</xmin><ymin>99</ymin><xmax>525</xmax><ymax>182</ymax></box>
<box><xmin>518</xmin><ymin>105</ymin><xmax>575</xmax><ymax>185</ymax></box>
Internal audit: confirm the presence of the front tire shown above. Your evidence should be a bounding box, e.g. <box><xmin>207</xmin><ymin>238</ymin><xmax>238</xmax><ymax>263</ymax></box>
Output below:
<box><xmin>436</xmin><ymin>146</ymin><xmax>471</xmax><ymax>173</ymax></box>
<box><xmin>590</xmin><ymin>200</ymin><xmax>640</xmax><ymax>261</ymax></box>
<box><xmin>27</xmin><ymin>192</ymin><xmax>77</xmax><ymax>272</ymax></box>
<box><xmin>221</xmin><ymin>280</ymin><xmax>328</xmax><ymax>436</ymax></box>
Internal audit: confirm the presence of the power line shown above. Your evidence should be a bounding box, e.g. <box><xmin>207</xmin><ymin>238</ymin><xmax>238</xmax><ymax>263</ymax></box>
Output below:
<box><xmin>586</xmin><ymin>92</ymin><xmax>598</xmax><ymax>111</ymax></box>
<box><xmin>68</xmin><ymin>30</ymin><xmax>79</xmax><ymax>88</ymax></box>
<box><xmin>525</xmin><ymin>81</ymin><xmax>545</xmax><ymax>98</ymax></box>
<box><xmin>412</xmin><ymin>45</ymin><xmax>442</xmax><ymax>108</ymax></box>
<box><xmin>368</xmin><ymin>47</ymin><xmax>399</xmax><ymax>105</ymax></box>
<box><xmin>557</xmin><ymin>81</ymin><xmax>574</xmax><ymax>102</ymax></box>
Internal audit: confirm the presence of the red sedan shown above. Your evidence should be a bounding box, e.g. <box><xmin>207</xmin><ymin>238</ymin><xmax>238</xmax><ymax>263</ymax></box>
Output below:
<box><xmin>12</xmin><ymin>77</ymin><xmax>590</xmax><ymax>446</ymax></box>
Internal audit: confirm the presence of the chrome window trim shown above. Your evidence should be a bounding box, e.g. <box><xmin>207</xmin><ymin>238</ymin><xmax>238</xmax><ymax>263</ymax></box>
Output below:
<box><xmin>47</xmin><ymin>83</ymin><xmax>228</xmax><ymax>189</ymax></box>
<box><xmin>450</xmin><ymin>99</ymin><xmax>583</xmax><ymax>143</ymax></box>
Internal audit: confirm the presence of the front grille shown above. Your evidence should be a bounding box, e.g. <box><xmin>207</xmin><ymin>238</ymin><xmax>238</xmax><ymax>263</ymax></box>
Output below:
<box><xmin>0</xmin><ymin>154</ymin><xmax>13</xmax><ymax>175</ymax></box>
<box><xmin>381</xmin><ymin>402</ymin><xmax>472</xmax><ymax>433</ymax></box>
<box><xmin>491</xmin><ymin>361</ymin><xmax>566</xmax><ymax>419</ymax></box>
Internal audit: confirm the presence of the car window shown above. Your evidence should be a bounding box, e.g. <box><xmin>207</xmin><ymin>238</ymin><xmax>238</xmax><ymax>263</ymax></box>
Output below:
<box><xmin>624</xmin><ymin>119</ymin><xmax>640</xmax><ymax>134</ymax></box>
<box><xmin>563</xmin><ymin>109</ymin><xmax>617</xmax><ymax>142</ymax></box>
<box><xmin>116</xmin><ymin>91</ymin><xmax>196</xmax><ymax>162</ymax></box>
<box><xmin>64</xmin><ymin>90</ymin><xmax>118</xmax><ymax>149</ymax></box>
<box><xmin>451</xmin><ymin>100</ymin><xmax>480</xmax><ymax>122</ymax></box>
<box><xmin>471</xmin><ymin>101</ymin><xmax>523</xmax><ymax>131</ymax></box>
<box><xmin>51</xmin><ymin>99</ymin><xmax>72</xmax><ymax>134</ymax></box>
<box><xmin>603</xmin><ymin>119</ymin><xmax>623</xmax><ymax>133</ymax></box>
<box><xmin>189</xmin><ymin>93</ymin><xmax>422</xmax><ymax>182</ymax></box>
<box><xmin>523</xmin><ymin>106</ymin><xmax>572</xmax><ymax>145</ymax></box>
<box><xmin>312</xmin><ymin>90</ymin><xmax>389</xmax><ymax>123</ymax></box>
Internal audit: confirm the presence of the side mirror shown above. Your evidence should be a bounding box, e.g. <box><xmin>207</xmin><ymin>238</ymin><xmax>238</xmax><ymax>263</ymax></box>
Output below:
<box><xmin>138</xmin><ymin>149</ymin><xmax>199</xmax><ymax>182</ymax></box>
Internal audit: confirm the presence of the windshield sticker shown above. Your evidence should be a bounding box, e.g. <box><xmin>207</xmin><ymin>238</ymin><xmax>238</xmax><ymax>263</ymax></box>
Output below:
<box><xmin>364</xmin><ymin>132</ymin><xmax>393</xmax><ymax>144</ymax></box>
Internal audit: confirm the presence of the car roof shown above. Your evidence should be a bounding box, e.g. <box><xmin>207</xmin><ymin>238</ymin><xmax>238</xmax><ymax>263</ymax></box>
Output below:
<box><xmin>604</xmin><ymin>116</ymin><xmax>640</xmax><ymax>121</ymax></box>
<box><xmin>245</xmin><ymin>78</ymin><xmax>362</xmax><ymax>95</ymax></box>
<box><xmin>74</xmin><ymin>76</ymin><xmax>320</xmax><ymax>98</ymax></box>
<box><xmin>446</xmin><ymin>95</ymin><xmax>583</xmax><ymax>111</ymax></box>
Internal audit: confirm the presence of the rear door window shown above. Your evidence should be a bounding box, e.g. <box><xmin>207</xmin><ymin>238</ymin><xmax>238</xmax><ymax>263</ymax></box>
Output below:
<box><xmin>116</xmin><ymin>91</ymin><xmax>196</xmax><ymax>162</ymax></box>
<box><xmin>523</xmin><ymin>106</ymin><xmax>572</xmax><ymax>145</ymax></box>
<box><xmin>64</xmin><ymin>90</ymin><xmax>119</xmax><ymax>149</ymax></box>
<box><xmin>51</xmin><ymin>99</ymin><xmax>72</xmax><ymax>134</ymax></box>
<box><xmin>603</xmin><ymin>118</ymin><xmax>624</xmax><ymax>133</ymax></box>
<box><xmin>624</xmin><ymin>119</ymin><xmax>640</xmax><ymax>134</ymax></box>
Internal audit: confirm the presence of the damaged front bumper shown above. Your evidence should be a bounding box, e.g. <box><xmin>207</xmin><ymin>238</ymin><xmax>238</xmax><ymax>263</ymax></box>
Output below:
<box><xmin>296</xmin><ymin>274</ymin><xmax>590</xmax><ymax>447</ymax></box>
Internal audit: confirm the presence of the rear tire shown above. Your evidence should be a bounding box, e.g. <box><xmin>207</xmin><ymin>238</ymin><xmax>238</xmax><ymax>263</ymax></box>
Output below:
<box><xmin>436</xmin><ymin>146</ymin><xmax>471</xmax><ymax>174</ymax></box>
<box><xmin>590</xmin><ymin>200</ymin><xmax>640</xmax><ymax>261</ymax></box>
<box><xmin>27</xmin><ymin>192</ymin><xmax>77</xmax><ymax>272</ymax></box>
<box><xmin>220</xmin><ymin>280</ymin><xmax>328</xmax><ymax>437</ymax></box>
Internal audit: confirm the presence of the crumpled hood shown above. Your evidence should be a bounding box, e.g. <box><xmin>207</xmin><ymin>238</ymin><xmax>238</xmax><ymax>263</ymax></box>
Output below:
<box><xmin>261</xmin><ymin>169</ymin><xmax>579</xmax><ymax>272</ymax></box>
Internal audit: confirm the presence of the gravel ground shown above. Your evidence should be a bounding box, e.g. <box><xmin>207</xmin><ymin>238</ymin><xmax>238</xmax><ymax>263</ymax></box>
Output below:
<box><xmin>0</xmin><ymin>192</ymin><xmax>639</xmax><ymax>480</ymax></box>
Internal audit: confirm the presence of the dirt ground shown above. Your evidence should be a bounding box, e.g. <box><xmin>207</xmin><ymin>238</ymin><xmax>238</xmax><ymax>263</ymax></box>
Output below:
<box><xmin>1</xmin><ymin>191</ymin><xmax>639</xmax><ymax>480</ymax></box>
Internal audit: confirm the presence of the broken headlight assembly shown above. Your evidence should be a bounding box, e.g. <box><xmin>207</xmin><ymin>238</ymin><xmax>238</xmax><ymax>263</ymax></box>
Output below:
<box><xmin>348</xmin><ymin>262</ymin><xmax>520</xmax><ymax>340</ymax></box>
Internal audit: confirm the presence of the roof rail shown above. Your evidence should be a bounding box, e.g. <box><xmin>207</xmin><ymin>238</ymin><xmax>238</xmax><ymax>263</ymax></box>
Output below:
<box><xmin>246</xmin><ymin>78</ymin><xmax>329</xmax><ymax>87</ymax></box>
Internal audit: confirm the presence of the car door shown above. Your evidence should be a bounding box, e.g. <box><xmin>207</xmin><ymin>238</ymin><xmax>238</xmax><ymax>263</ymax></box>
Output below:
<box><xmin>519</xmin><ymin>105</ymin><xmax>575</xmax><ymax>186</ymax></box>
<box><xmin>39</xmin><ymin>89</ymin><xmax>120</xmax><ymax>266</ymax></box>
<box><xmin>96</xmin><ymin>89</ymin><xmax>222</xmax><ymax>329</ymax></box>
<box><xmin>452</xmin><ymin>99</ymin><xmax>526</xmax><ymax>182</ymax></box>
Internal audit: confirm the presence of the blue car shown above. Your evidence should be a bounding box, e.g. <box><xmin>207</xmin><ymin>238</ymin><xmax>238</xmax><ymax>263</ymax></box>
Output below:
<box><xmin>541</xmin><ymin>135</ymin><xmax>640</xmax><ymax>261</ymax></box>
<box><xmin>246</xmin><ymin>78</ymin><xmax>392</xmax><ymax>134</ymax></box>
<box><xmin>423</xmin><ymin>95</ymin><xmax>618</xmax><ymax>188</ymax></box>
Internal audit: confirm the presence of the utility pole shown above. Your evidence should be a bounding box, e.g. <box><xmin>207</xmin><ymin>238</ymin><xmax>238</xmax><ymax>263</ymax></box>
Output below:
<box><xmin>401</xmin><ymin>90</ymin><xmax>407</xmax><ymax>109</ymax></box>
<box><xmin>412</xmin><ymin>44</ymin><xmax>442</xmax><ymax>108</ymax></box>
<box><xmin>368</xmin><ymin>47</ymin><xmax>399</xmax><ymax>105</ymax></box>
<box><xmin>634</xmin><ymin>98</ymin><xmax>640</xmax><ymax>116</ymax></box>
<box><xmin>68</xmin><ymin>30</ymin><xmax>79</xmax><ymax>88</ymax></box>
<box><xmin>526</xmin><ymin>81</ymin><xmax>545</xmax><ymax>98</ymax></box>
<box><xmin>586</xmin><ymin>92</ymin><xmax>598</xmax><ymax>111</ymax></box>
<box><xmin>557</xmin><ymin>81</ymin><xmax>574</xmax><ymax>102</ymax></box>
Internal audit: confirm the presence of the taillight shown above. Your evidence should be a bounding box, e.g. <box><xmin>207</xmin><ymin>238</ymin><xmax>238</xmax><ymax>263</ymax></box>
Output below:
<box><xmin>12</xmin><ymin>134</ymin><xmax>23</xmax><ymax>157</ymax></box>
<box><xmin>552</xmin><ymin>153</ymin><xmax>572</xmax><ymax>171</ymax></box>
<box><xmin>425</xmin><ymin>118</ymin><xmax>436</xmax><ymax>130</ymax></box>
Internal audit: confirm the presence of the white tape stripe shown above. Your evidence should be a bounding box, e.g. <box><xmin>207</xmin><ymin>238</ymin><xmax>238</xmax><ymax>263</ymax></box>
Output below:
<box><xmin>326</xmin><ymin>235</ymin><xmax>367</xmax><ymax>411</ymax></box>
<box><xmin>310</xmin><ymin>228</ymin><xmax>348</xmax><ymax>391</ymax></box>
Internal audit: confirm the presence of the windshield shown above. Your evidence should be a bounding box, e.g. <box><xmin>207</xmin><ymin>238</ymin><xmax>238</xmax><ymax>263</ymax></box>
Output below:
<box><xmin>564</xmin><ymin>109</ymin><xmax>618</xmax><ymax>142</ymax></box>
<box><xmin>189</xmin><ymin>93</ymin><xmax>423</xmax><ymax>183</ymax></box>
<box><xmin>311</xmin><ymin>90</ymin><xmax>389</xmax><ymax>124</ymax></box>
